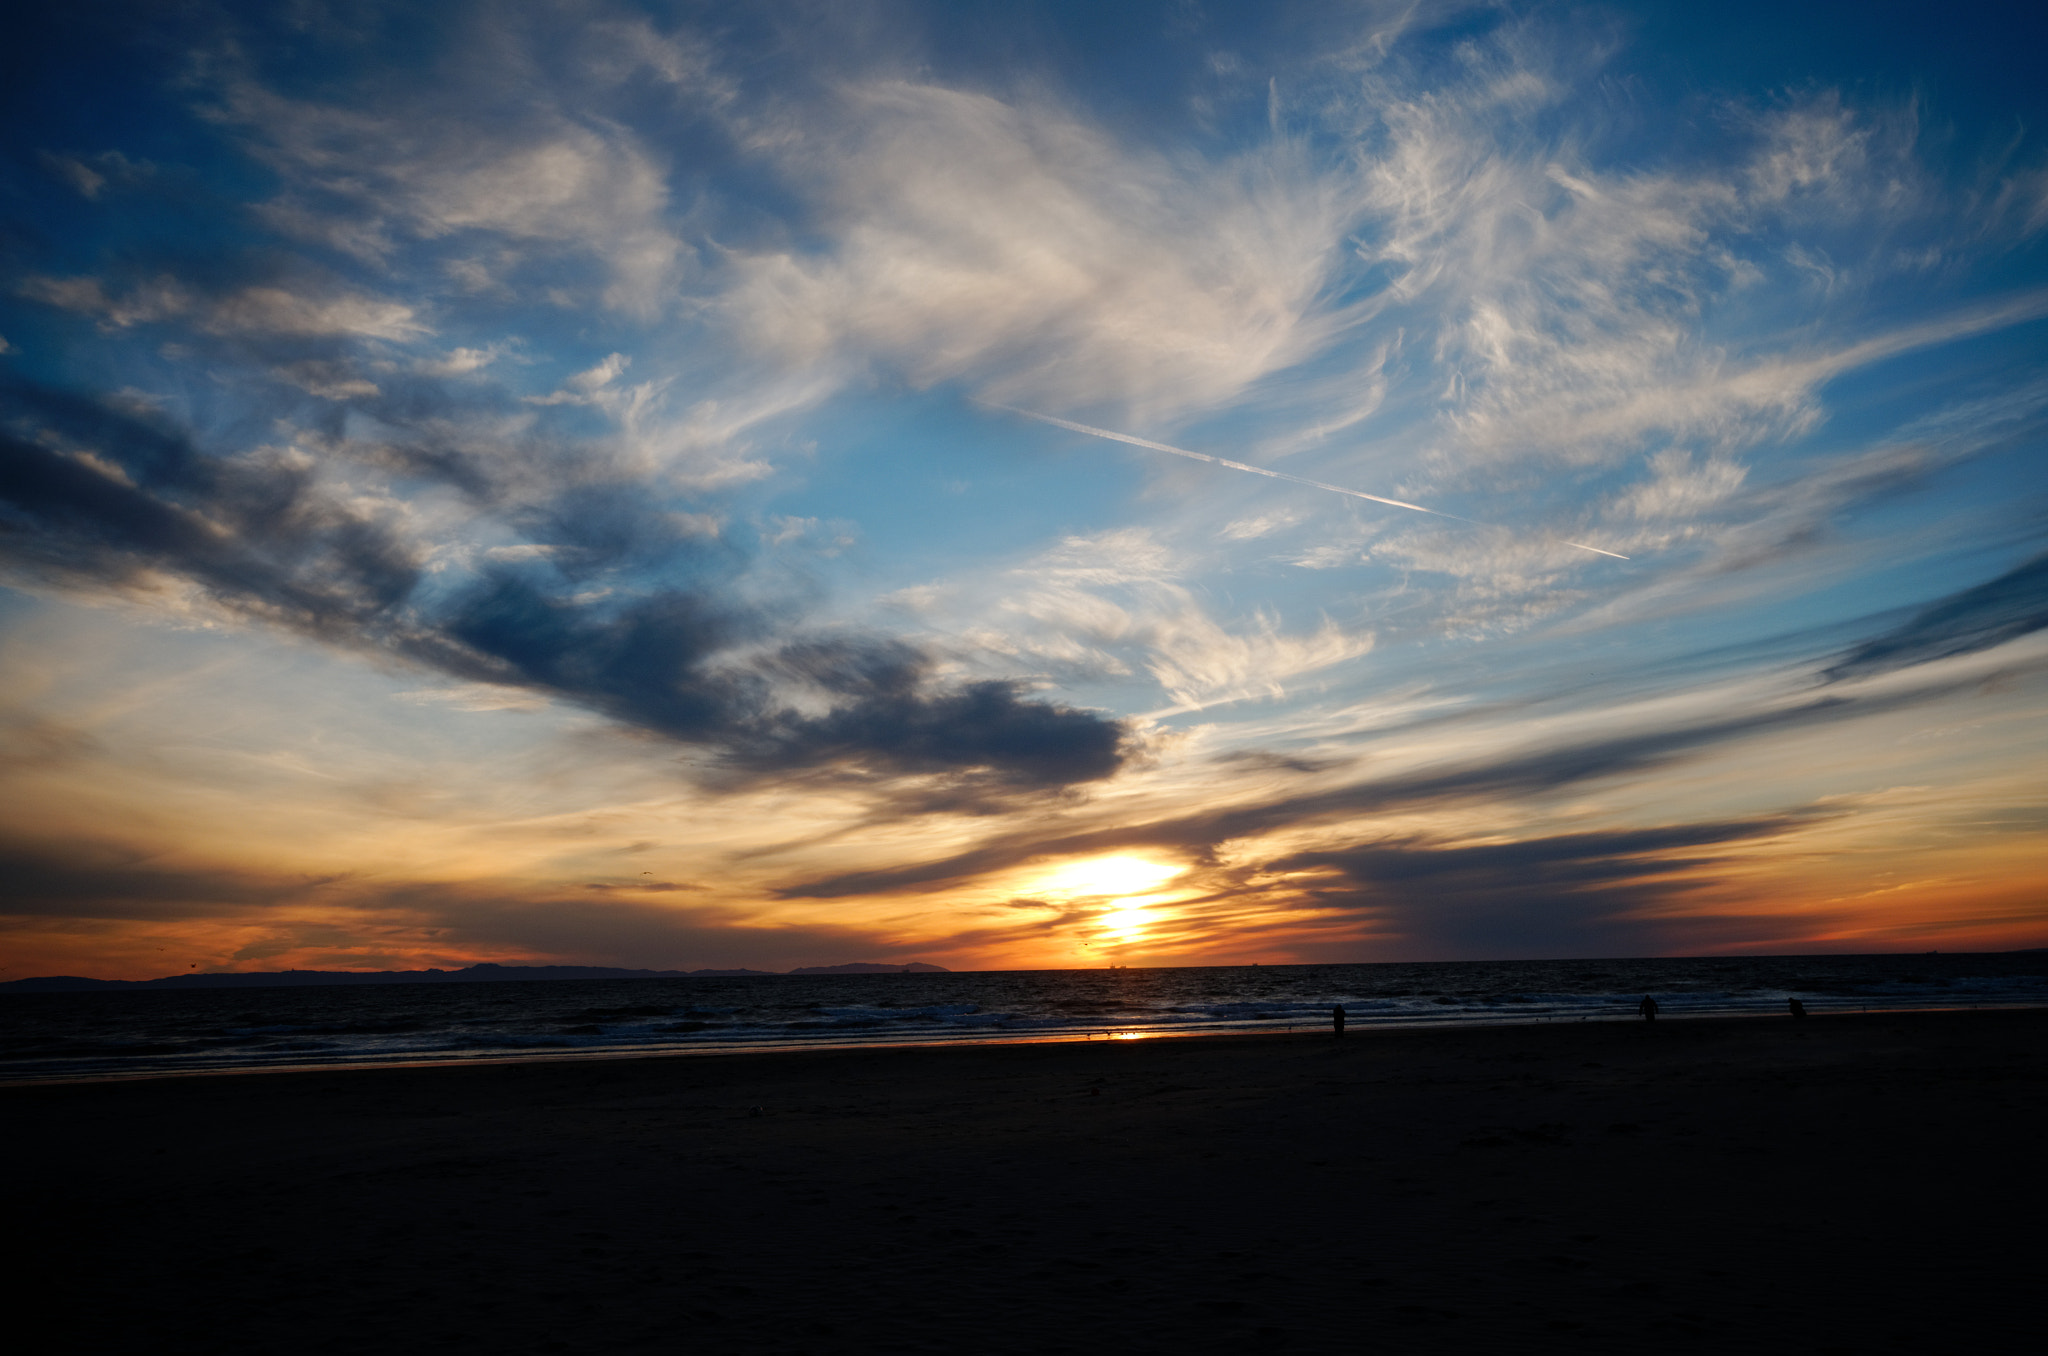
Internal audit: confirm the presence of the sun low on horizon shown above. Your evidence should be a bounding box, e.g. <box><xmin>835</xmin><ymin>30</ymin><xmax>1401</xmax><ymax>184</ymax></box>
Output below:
<box><xmin>2</xmin><ymin>0</ymin><xmax>2047</xmax><ymax>983</ymax></box>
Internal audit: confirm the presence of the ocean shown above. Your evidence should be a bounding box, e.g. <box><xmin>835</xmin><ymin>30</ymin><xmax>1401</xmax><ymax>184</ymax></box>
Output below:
<box><xmin>4</xmin><ymin>951</ymin><xmax>2044</xmax><ymax>1084</ymax></box>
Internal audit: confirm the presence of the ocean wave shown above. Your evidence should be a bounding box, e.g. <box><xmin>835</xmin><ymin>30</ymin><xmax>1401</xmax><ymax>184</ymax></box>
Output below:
<box><xmin>6</xmin><ymin>954</ymin><xmax>2047</xmax><ymax>1082</ymax></box>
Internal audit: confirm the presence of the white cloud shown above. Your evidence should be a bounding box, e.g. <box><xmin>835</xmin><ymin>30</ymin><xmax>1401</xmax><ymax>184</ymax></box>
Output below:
<box><xmin>1328</xmin><ymin>56</ymin><xmax>1959</xmax><ymax>481</ymax></box>
<box><xmin>269</xmin><ymin>361</ymin><xmax>381</xmax><ymax>400</ymax></box>
<box><xmin>395</xmin><ymin>684</ymin><xmax>552</xmax><ymax>713</ymax></box>
<box><xmin>413</xmin><ymin>345</ymin><xmax>509</xmax><ymax>377</ymax></box>
<box><xmin>1742</xmin><ymin>95</ymin><xmax>1889</xmax><ymax>206</ymax></box>
<box><xmin>571</xmin><ymin>353</ymin><xmax>631</xmax><ymax>391</ymax></box>
<box><xmin>1610</xmin><ymin>451</ymin><xmax>1748</xmax><ymax>521</ymax></box>
<box><xmin>1222</xmin><ymin>509</ymin><xmax>1304</xmax><ymax>541</ymax></box>
<box><xmin>723</xmin><ymin>80</ymin><xmax>1371</xmax><ymax>425</ymax></box>
<box><xmin>942</xmin><ymin>529</ymin><xmax>1376</xmax><ymax>709</ymax></box>
<box><xmin>202</xmin><ymin>26</ymin><xmax>697</xmax><ymax>314</ymax></box>
<box><xmin>20</xmin><ymin>275</ymin><xmax>423</xmax><ymax>340</ymax></box>
<box><xmin>204</xmin><ymin>287</ymin><xmax>425</xmax><ymax>340</ymax></box>
<box><xmin>522</xmin><ymin>352</ymin><xmax>632</xmax><ymax>405</ymax></box>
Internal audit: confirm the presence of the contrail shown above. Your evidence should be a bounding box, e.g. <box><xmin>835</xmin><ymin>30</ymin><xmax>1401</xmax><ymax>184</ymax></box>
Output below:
<box><xmin>979</xmin><ymin>401</ymin><xmax>1630</xmax><ymax>560</ymax></box>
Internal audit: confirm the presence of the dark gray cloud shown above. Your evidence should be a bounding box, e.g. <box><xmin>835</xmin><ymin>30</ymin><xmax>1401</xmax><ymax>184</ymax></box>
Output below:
<box><xmin>1273</xmin><ymin>817</ymin><xmax>1809</xmax><ymax>956</ymax></box>
<box><xmin>1283</xmin><ymin>819</ymin><xmax>1797</xmax><ymax>888</ymax></box>
<box><xmin>1824</xmin><ymin>552</ymin><xmax>2048</xmax><ymax>682</ymax></box>
<box><xmin>0</xmin><ymin>379</ymin><xmax>1127</xmax><ymax>788</ymax></box>
<box><xmin>0</xmin><ymin>381</ymin><xmax>423</xmax><ymax>641</ymax></box>
<box><xmin>0</xmin><ymin>839</ymin><xmax>320</xmax><ymax>920</ymax></box>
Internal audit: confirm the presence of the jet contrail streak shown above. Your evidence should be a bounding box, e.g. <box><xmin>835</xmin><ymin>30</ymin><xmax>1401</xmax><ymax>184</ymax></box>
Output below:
<box><xmin>980</xmin><ymin>402</ymin><xmax>1457</xmax><ymax>518</ymax></box>
<box><xmin>979</xmin><ymin>401</ymin><xmax>1630</xmax><ymax>560</ymax></box>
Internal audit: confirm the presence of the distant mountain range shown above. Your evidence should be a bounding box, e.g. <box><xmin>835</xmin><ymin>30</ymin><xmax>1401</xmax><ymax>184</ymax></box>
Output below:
<box><xmin>0</xmin><ymin>961</ymin><xmax>951</xmax><ymax>992</ymax></box>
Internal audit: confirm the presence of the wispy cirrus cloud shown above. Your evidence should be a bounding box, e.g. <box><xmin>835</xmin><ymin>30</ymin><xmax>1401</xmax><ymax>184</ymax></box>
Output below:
<box><xmin>946</xmin><ymin>528</ymin><xmax>1373</xmax><ymax>710</ymax></box>
<box><xmin>1346</xmin><ymin>71</ymin><xmax>1950</xmax><ymax>473</ymax></box>
<box><xmin>19</xmin><ymin>275</ymin><xmax>426</xmax><ymax>340</ymax></box>
<box><xmin>196</xmin><ymin>11</ymin><xmax>710</xmax><ymax>313</ymax></box>
<box><xmin>723</xmin><ymin>79</ymin><xmax>1372</xmax><ymax>425</ymax></box>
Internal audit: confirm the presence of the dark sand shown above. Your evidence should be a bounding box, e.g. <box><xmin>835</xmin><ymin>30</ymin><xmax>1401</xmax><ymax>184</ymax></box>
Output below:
<box><xmin>11</xmin><ymin>1010</ymin><xmax>2044</xmax><ymax>1354</ymax></box>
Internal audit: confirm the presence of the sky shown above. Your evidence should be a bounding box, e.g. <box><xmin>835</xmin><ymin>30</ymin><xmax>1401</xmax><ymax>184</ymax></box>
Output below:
<box><xmin>3</xmin><ymin>0</ymin><xmax>2046</xmax><ymax>980</ymax></box>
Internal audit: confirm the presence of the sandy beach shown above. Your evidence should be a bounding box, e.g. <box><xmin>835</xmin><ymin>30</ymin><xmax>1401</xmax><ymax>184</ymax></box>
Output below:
<box><xmin>12</xmin><ymin>1009</ymin><xmax>2043</xmax><ymax>1354</ymax></box>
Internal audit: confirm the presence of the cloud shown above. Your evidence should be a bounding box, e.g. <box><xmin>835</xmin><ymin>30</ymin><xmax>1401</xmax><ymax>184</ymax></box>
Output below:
<box><xmin>887</xmin><ymin>34</ymin><xmax>2048</xmax><ymax>650</ymax></box>
<box><xmin>0</xmin><ymin>835</ymin><xmax>894</xmax><ymax>974</ymax></box>
<box><xmin>205</xmin><ymin>287</ymin><xmax>426</xmax><ymax>340</ymax></box>
<box><xmin>40</xmin><ymin>152</ymin><xmax>106</xmax><ymax>199</ymax></box>
<box><xmin>1321</xmin><ymin>38</ymin><xmax>2030</xmax><ymax>502</ymax></box>
<box><xmin>724</xmin><ymin>79</ymin><xmax>1369</xmax><ymax>423</ymax></box>
<box><xmin>523</xmin><ymin>352</ymin><xmax>632</xmax><ymax>405</ymax></box>
<box><xmin>952</xmin><ymin>528</ymin><xmax>1373</xmax><ymax>708</ymax></box>
<box><xmin>1347</xmin><ymin>51</ymin><xmax>1779</xmax><ymax>465</ymax></box>
<box><xmin>0</xmin><ymin>715</ymin><xmax>98</xmax><ymax>770</ymax></box>
<box><xmin>200</xmin><ymin>17</ymin><xmax>700</xmax><ymax>313</ymax></box>
<box><xmin>0</xmin><ymin>380</ymin><xmax>1127</xmax><ymax>790</ymax></box>
<box><xmin>1824</xmin><ymin>553</ymin><xmax>2048</xmax><ymax>682</ymax></box>
<box><xmin>20</xmin><ymin>275</ymin><xmax>425</xmax><ymax>339</ymax></box>
<box><xmin>774</xmin><ymin>665</ymin><xmax>1980</xmax><ymax>902</ymax></box>
<box><xmin>18</xmin><ymin>276</ymin><xmax>190</xmax><ymax>330</ymax></box>
<box><xmin>1610</xmin><ymin>449</ymin><xmax>1748</xmax><ymax>522</ymax></box>
<box><xmin>364</xmin><ymin>881</ymin><xmax>901</xmax><ymax>974</ymax></box>
<box><xmin>37</xmin><ymin>148</ymin><xmax>152</xmax><ymax>201</ymax></box>
<box><xmin>1273</xmin><ymin>816</ymin><xmax>1813</xmax><ymax>953</ymax></box>
<box><xmin>431</xmin><ymin>579</ymin><xmax>1125</xmax><ymax>787</ymax></box>
<box><xmin>1563</xmin><ymin>377</ymin><xmax>2048</xmax><ymax>640</ymax></box>
<box><xmin>413</xmin><ymin>345</ymin><xmax>508</xmax><ymax>378</ymax></box>
<box><xmin>0</xmin><ymin>380</ymin><xmax>425</xmax><ymax>638</ymax></box>
<box><xmin>269</xmin><ymin>360</ymin><xmax>382</xmax><ymax>401</ymax></box>
<box><xmin>0</xmin><ymin>838</ymin><xmax>314</xmax><ymax>920</ymax></box>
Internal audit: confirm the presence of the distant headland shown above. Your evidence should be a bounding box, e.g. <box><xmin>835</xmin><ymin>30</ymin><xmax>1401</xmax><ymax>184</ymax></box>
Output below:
<box><xmin>0</xmin><ymin>961</ymin><xmax>951</xmax><ymax>993</ymax></box>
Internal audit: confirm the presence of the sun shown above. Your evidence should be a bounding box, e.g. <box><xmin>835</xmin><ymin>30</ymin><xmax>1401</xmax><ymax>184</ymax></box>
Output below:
<box><xmin>1099</xmin><ymin>903</ymin><xmax>1154</xmax><ymax>942</ymax></box>
<box><xmin>1027</xmin><ymin>856</ymin><xmax>1186</xmax><ymax>953</ymax></box>
<box><xmin>1034</xmin><ymin>855</ymin><xmax>1183</xmax><ymax>899</ymax></box>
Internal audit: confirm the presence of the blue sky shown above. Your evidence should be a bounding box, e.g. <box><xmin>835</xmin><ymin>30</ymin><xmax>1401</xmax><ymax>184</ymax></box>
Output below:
<box><xmin>3</xmin><ymin>0</ymin><xmax>2046</xmax><ymax>978</ymax></box>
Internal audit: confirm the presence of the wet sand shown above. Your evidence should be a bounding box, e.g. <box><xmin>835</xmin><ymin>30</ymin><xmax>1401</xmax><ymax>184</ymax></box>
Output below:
<box><xmin>11</xmin><ymin>1009</ymin><xmax>2043</xmax><ymax>1354</ymax></box>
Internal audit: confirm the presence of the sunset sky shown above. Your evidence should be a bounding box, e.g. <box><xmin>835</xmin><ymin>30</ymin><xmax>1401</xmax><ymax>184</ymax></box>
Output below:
<box><xmin>4</xmin><ymin>0</ymin><xmax>2046</xmax><ymax>980</ymax></box>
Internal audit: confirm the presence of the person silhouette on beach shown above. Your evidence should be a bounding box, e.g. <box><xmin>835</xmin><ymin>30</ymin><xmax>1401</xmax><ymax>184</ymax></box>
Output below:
<box><xmin>1332</xmin><ymin>1004</ymin><xmax>1347</xmax><ymax>1039</ymax></box>
<box><xmin>1789</xmin><ymin>998</ymin><xmax>1807</xmax><ymax>1019</ymax></box>
<box><xmin>1639</xmin><ymin>995</ymin><xmax>1658</xmax><ymax>1022</ymax></box>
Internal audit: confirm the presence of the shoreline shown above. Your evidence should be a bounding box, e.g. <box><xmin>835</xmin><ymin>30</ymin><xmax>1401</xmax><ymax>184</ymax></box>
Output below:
<box><xmin>8</xmin><ymin>1000</ymin><xmax>2045</xmax><ymax>1090</ymax></box>
<box><xmin>11</xmin><ymin>1007</ymin><xmax>2043</xmax><ymax>1353</ymax></box>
